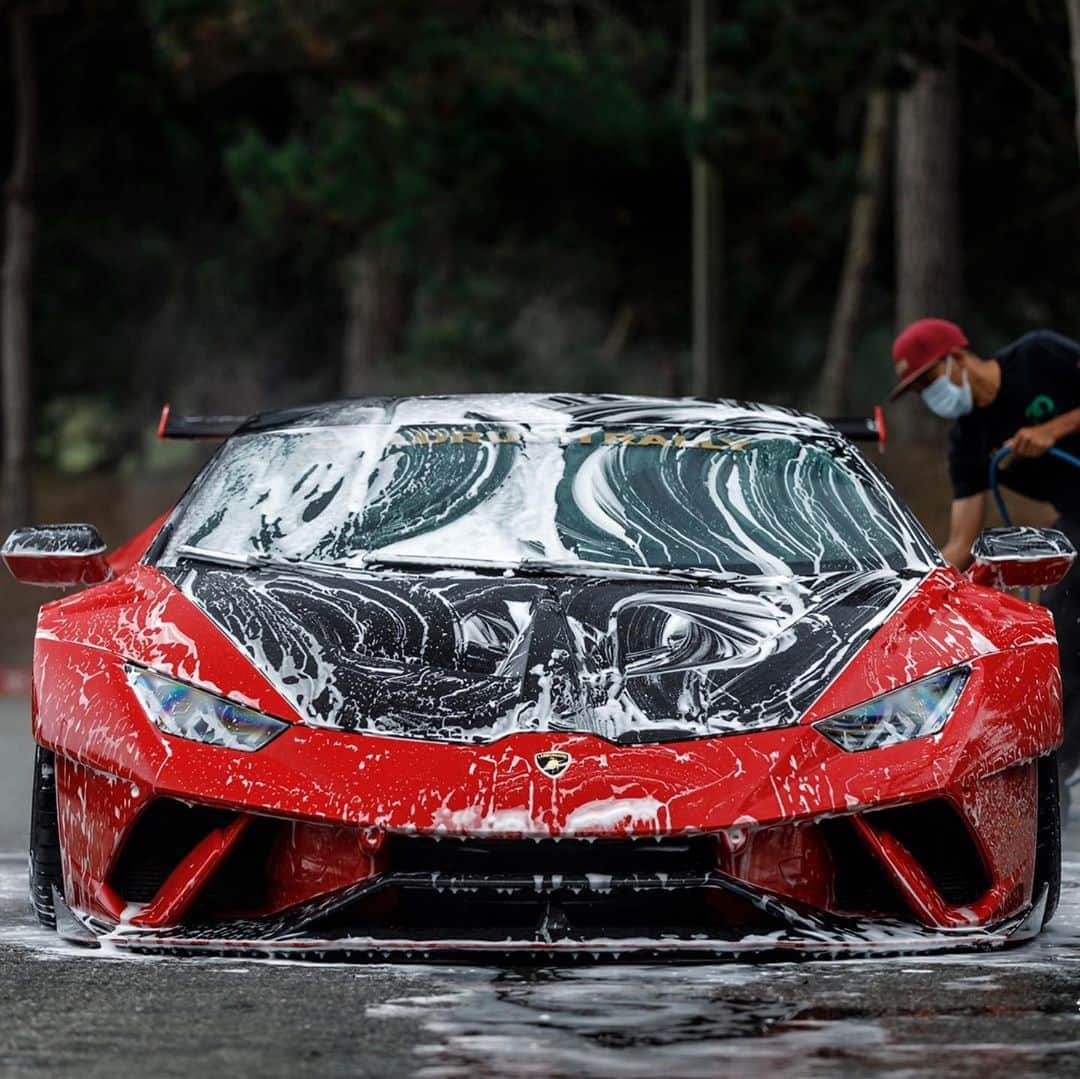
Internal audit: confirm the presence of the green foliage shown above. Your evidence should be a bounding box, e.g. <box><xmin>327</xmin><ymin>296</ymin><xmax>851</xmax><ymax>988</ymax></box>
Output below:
<box><xmin>16</xmin><ymin>0</ymin><xmax>1080</xmax><ymax>471</ymax></box>
<box><xmin>225</xmin><ymin>88</ymin><xmax>429</xmax><ymax>252</ymax></box>
<box><xmin>215</xmin><ymin>12</ymin><xmax>680</xmax><ymax>267</ymax></box>
<box><xmin>36</xmin><ymin>397</ymin><xmax>123</xmax><ymax>474</ymax></box>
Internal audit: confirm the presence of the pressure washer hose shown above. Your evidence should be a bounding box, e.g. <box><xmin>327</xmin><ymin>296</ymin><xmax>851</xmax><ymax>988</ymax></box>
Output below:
<box><xmin>989</xmin><ymin>445</ymin><xmax>1080</xmax><ymax>527</ymax></box>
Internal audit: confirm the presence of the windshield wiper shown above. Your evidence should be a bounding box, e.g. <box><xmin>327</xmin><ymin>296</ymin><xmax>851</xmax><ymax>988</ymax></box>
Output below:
<box><xmin>360</xmin><ymin>550</ymin><xmax>740</xmax><ymax>584</ymax></box>
<box><xmin>521</xmin><ymin>557</ymin><xmax>741</xmax><ymax>584</ymax></box>
<box><xmin>175</xmin><ymin>544</ymin><xmax>346</xmax><ymax>576</ymax></box>
<box><xmin>176</xmin><ymin>544</ymin><xmax>750</xmax><ymax>585</ymax></box>
<box><xmin>360</xmin><ymin>552</ymin><xmax>518</xmax><ymax>573</ymax></box>
<box><xmin>175</xmin><ymin>544</ymin><xmax>909</xmax><ymax>584</ymax></box>
<box><xmin>176</xmin><ymin>543</ymin><xmax>257</xmax><ymax>568</ymax></box>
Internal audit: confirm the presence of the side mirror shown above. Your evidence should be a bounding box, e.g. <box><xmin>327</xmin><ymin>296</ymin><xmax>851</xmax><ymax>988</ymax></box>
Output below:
<box><xmin>1</xmin><ymin>524</ymin><xmax>113</xmax><ymax>588</ymax></box>
<box><xmin>967</xmin><ymin>526</ymin><xmax>1075</xmax><ymax>590</ymax></box>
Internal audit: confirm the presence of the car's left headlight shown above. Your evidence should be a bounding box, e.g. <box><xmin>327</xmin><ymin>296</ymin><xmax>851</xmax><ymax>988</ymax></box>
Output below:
<box><xmin>813</xmin><ymin>667</ymin><xmax>969</xmax><ymax>752</ymax></box>
<box><xmin>128</xmin><ymin>666</ymin><xmax>288</xmax><ymax>752</ymax></box>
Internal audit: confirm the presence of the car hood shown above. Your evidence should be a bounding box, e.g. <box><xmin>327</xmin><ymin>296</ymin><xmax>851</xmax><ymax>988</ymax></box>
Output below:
<box><xmin>162</xmin><ymin>563</ymin><xmax>923</xmax><ymax>745</ymax></box>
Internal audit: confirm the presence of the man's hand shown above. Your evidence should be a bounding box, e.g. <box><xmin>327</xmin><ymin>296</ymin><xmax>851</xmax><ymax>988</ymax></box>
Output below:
<box><xmin>941</xmin><ymin>492</ymin><xmax>986</xmax><ymax>571</ymax></box>
<box><xmin>1006</xmin><ymin>421</ymin><xmax>1058</xmax><ymax>457</ymax></box>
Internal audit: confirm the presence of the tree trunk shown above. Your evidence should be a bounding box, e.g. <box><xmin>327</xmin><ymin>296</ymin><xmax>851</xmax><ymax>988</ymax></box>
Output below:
<box><xmin>2</xmin><ymin>8</ymin><xmax>37</xmax><ymax>530</ymax></box>
<box><xmin>689</xmin><ymin>0</ymin><xmax>726</xmax><ymax>398</ymax></box>
<box><xmin>819</xmin><ymin>89</ymin><xmax>891</xmax><ymax>416</ymax></box>
<box><xmin>894</xmin><ymin>45</ymin><xmax>964</xmax><ymax>443</ymax></box>
<box><xmin>1068</xmin><ymin>0</ymin><xmax>1080</xmax><ymax>160</ymax></box>
<box><xmin>341</xmin><ymin>245</ymin><xmax>406</xmax><ymax>397</ymax></box>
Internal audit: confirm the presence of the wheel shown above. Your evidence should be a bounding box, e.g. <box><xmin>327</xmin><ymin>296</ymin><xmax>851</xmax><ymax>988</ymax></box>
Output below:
<box><xmin>1034</xmin><ymin>752</ymin><xmax>1061</xmax><ymax>929</ymax></box>
<box><xmin>29</xmin><ymin>746</ymin><xmax>63</xmax><ymax>930</ymax></box>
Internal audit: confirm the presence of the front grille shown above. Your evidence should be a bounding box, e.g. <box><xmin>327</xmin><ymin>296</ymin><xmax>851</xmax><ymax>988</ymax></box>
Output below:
<box><xmin>294</xmin><ymin>833</ymin><xmax>785</xmax><ymax>942</ymax></box>
<box><xmin>383</xmin><ymin>834</ymin><xmax>720</xmax><ymax>883</ymax></box>
<box><xmin>107</xmin><ymin>800</ymin><xmax>993</xmax><ymax>942</ymax></box>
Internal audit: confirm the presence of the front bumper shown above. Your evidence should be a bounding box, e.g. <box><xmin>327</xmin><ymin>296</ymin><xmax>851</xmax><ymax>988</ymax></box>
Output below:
<box><xmin>48</xmin><ymin>770</ymin><xmax>1042</xmax><ymax>960</ymax></box>
<box><xmin>34</xmin><ymin>627</ymin><xmax>1059</xmax><ymax>951</ymax></box>
<box><xmin>53</xmin><ymin>879</ymin><xmax>1047</xmax><ymax>961</ymax></box>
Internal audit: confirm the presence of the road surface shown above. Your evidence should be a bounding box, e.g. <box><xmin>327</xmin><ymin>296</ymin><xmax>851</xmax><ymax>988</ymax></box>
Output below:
<box><xmin>1</xmin><ymin>697</ymin><xmax>1078</xmax><ymax>1077</ymax></box>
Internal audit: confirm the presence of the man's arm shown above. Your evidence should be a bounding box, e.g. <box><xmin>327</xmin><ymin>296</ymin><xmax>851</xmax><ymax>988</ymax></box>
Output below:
<box><xmin>1006</xmin><ymin>407</ymin><xmax>1080</xmax><ymax>457</ymax></box>
<box><xmin>941</xmin><ymin>492</ymin><xmax>986</xmax><ymax>570</ymax></box>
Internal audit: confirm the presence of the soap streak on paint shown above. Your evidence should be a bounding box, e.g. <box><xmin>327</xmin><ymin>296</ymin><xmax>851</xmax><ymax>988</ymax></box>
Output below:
<box><xmin>158</xmin><ymin>396</ymin><xmax>935</xmax><ymax>583</ymax></box>
<box><xmin>18</xmin><ymin>393</ymin><xmax>1066</xmax><ymax>950</ymax></box>
<box><xmin>133</xmin><ymin>395</ymin><xmax>945</xmax><ymax>745</ymax></box>
<box><xmin>164</xmin><ymin>563</ymin><xmax>921</xmax><ymax>745</ymax></box>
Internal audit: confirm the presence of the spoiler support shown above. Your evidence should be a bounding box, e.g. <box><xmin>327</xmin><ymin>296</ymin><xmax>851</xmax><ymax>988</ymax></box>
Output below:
<box><xmin>826</xmin><ymin>406</ymin><xmax>886</xmax><ymax>453</ymax></box>
<box><xmin>157</xmin><ymin>404</ymin><xmax>247</xmax><ymax>440</ymax></box>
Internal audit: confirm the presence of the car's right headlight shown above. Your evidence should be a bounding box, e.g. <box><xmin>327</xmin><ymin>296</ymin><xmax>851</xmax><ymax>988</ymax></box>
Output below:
<box><xmin>813</xmin><ymin>667</ymin><xmax>970</xmax><ymax>752</ymax></box>
<box><xmin>128</xmin><ymin>666</ymin><xmax>288</xmax><ymax>752</ymax></box>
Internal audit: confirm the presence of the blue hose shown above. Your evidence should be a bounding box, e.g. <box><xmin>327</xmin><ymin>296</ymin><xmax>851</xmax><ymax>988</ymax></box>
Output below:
<box><xmin>988</xmin><ymin>445</ymin><xmax>1080</xmax><ymax>527</ymax></box>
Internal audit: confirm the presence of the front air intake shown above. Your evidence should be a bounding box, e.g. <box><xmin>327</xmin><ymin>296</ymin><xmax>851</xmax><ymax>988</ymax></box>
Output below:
<box><xmin>110</xmin><ymin>800</ymin><xmax>236</xmax><ymax>903</ymax></box>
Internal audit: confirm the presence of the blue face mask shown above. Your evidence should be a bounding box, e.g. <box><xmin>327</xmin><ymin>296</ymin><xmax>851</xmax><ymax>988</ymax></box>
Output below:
<box><xmin>921</xmin><ymin>357</ymin><xmax>973</xmax><ymax>419</ymax></box>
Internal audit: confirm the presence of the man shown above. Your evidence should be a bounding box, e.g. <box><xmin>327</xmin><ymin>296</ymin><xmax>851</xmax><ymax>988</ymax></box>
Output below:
<box><xmin>890</xmin><ymin>318</ymin><xmax>1080</xmax><ymax>794</ymax></box>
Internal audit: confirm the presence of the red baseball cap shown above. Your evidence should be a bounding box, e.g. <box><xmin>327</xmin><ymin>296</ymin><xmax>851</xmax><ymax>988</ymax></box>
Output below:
<box><xmin>889</xmin><ymin>318</ymin><xmax>969</xmax><ymax>401</ymax></box>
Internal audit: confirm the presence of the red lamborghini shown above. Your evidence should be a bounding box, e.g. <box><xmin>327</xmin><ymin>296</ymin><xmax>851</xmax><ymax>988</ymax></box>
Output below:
<box><xmin>4</xmin><ymin>394</ymin><xmax>1072</xmax><ymax>958</ymax></box>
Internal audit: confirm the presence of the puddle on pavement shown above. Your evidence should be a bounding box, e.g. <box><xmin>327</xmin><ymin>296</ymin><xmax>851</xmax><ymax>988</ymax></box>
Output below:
<box><xmin>3</xmin><ymin>856</ymin><xmax>1080</xmax><ymax>1075</ymax></box>
<box><xmin>365</xmin><ymin>962</ymin><xmax>1080</xmax><ymax>1078</ymax></box>
<box><xmin>357</xmin><ymin>865</ymin><xmax>1080</xmax><ymax>1077</ymax></box>
<box><xmin>368</xmin><ymin>967</ymin><xmax>889</xmax><ymax>1077</ymax></box>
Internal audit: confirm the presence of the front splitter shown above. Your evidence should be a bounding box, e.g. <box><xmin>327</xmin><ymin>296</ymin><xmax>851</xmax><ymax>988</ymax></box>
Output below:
<box><xmin>54</xmin><ymin>891</ymin><xmax>1043</xmax><ymax>962</ymax></box>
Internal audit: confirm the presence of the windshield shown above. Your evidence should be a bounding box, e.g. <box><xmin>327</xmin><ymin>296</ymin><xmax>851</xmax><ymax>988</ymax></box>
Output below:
<box><xmin>157</xmin><ymin>422</ymin><xmax>934</xmax><ymax>577</ymax></box>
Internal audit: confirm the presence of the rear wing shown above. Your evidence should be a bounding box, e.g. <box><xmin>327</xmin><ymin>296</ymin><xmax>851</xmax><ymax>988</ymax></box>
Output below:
<box><xmin>157</xmin><ymin>402</ymin><xmax>888</xmax><ymax>452</ymax></box>
<box><xmin>826</xmin><ymin>406</ymin><xmax>886</xmax><ymax>453</ymax></box>
<box><xmin>157</xmin><ymin>404</ymin><xmax>247</xmax><ymax>440</ymax></box>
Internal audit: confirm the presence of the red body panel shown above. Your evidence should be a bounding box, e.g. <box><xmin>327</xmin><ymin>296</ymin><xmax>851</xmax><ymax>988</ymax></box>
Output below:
<box><xmin>33</xmin><ymin>553</ymin><xmax>1062</xmax><ymax>936</ymax></box>
<box><xmin>3</xmin><ymin>550</ymin><xmax>112</xmax><ymax>588</ymax></box>
<box><xmin>969</xmin><ymin>555</ymin><xmax>1075</xmax><ymax>590</ymax></box>
<box><xmin>106</xmin><ymin>513</ymin><xmax>169</xmax><ymax>577</ymax></box>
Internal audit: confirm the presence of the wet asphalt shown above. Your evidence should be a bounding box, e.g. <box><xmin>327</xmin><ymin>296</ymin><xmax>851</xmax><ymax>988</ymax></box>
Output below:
<box><xmin>2</xmin><ymin>697</ymin><xmax>1080</xmax><ymax>1078</ymax></box>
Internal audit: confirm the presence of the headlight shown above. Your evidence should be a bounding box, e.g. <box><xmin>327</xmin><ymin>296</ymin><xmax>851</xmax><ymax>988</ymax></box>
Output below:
<box><xmin>128</xmin><ymin>667</ymin><xmax>287</xmax><ymax>752</ymax></box>
<box><xmin>813</xmin><ymin>667</ymin><xmax>969</xmax><ymax>752</ymax></box>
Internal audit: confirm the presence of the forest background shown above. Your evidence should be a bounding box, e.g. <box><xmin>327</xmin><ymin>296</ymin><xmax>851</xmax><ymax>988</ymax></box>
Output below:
<box><xmin>0</xmin><ymin>1</ymin><xmax>1078</xmax><ymax>662</ymax></box>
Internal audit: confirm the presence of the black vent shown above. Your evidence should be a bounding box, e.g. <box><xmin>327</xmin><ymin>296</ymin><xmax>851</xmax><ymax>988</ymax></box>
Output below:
<box><xmin>302</xmin><ymin>834</ymin><xmax>741</xmax><ymax>942</ymax></box>
<box><xmin>110</xmin><ymin>800</ymin><xmax>235</xmax><ymax>903</ymax></box>
<box><xmin>312</xmin><ymin>884</ymin><xmax>774</xmax><ymax>943</ymax></box>
<box><xmin>818</xmin><ymin>817</ymin><xmax>907</xmax><ymax>917</ymax></box>
<box><xmin>385</xmin><ymin>834</ymin><xmax>719</xmax><ymax>881</ymax></box>
<box><xmin>866</xmin><ymin>800</ymin><xmax>990</xmax><ymax>906</ymax></box>
<box><xmin>193</xmin><ymin>817</ymin><xmax>281</xmax><ymax>916</ymax></box>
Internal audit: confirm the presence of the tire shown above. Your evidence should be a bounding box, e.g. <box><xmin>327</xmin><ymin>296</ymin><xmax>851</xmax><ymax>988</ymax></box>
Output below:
<box><xmin>29</xmin><ymin>746</ymin><xmax>63</xmax><ymax>930</ymax></box>
<box><xmin>1034</xmin><ymin>752</ymin><xmax>1062</xmax><ymax>929</ymax></box>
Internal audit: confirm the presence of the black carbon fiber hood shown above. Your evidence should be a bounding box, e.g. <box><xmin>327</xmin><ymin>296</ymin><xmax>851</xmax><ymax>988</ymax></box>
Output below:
<box><xmin>163</xmin><ymin>563</ymin><xmax>920</xmax><ymax>745</ymax></box>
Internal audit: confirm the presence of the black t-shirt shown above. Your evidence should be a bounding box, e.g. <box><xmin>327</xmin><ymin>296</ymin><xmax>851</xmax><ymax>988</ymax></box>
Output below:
<box><xmin>948</xmin><ymin>330</ymin><xmax>1080</xmax><ymax>512</ymax></box>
